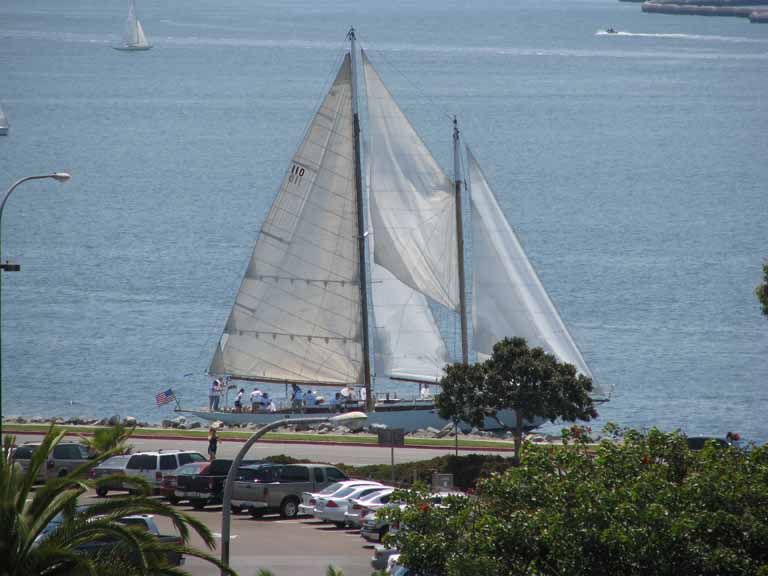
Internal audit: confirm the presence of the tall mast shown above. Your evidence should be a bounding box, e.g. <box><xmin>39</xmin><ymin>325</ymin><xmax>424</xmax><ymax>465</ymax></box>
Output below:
<box><xmin>453</xmin><ymin>117</ymin><xmax>469</xmax><ymax>364</ymax></box>
<box><xmin>348</xmin><ymin>27</ymin><xmax>374</xmax><ymax>411</ymax></box>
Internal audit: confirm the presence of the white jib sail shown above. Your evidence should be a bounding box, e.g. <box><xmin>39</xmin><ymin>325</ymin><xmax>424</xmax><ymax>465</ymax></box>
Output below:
<box><xmin>134</xmin><ymin>19</ymin><xmax>148</xmax><ymax>48</ymax></box>
<box><xmin>372</xmin><ymin>265</ymin><xmax>448</xmax><ymax>383</ymax></box>
<box><xmin>467</xmin><ymin>147</ymin><xmax>605</xmax><ymax>396</ymax></box>
<box><xmin>210</xmin><ymin>55</ymin><xmax>363</xmax><ymax>385</ymax></box>
<box><xmin>363</xmin><ymin>51</ymin><xmax>459</xmax><ymax>311</ymax></box>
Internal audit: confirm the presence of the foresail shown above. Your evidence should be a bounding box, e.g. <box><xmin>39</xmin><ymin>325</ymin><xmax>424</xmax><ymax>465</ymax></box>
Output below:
<box><xmin>135</xmin><ymin>20</ymin><xmax>148</xmax><ymax>47</ymax></box>
<box><xmin>210</xmin><ymin>55</ymin><xmax>363</xmax><ymax>385</ymax></box>
<box><xmin>363</xmin><ymin>51</ymin><xmax>459</xmax><ymax>311</ymax></box>
<box><xmin>467</xmin><ymin>148</ymin><xmax>605</xmax><ymax>396</ymax></box>
<box><xmin>373</xmin><ymin>264</ymin><xmax>448</xmax><ymax>383</ymax></box>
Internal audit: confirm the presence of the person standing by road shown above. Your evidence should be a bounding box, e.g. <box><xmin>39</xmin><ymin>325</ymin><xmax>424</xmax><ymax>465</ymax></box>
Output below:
<box><xmin>207</xmin><ymin>426</ymin><xmax>218</xmax><ymax>461</ymax></box>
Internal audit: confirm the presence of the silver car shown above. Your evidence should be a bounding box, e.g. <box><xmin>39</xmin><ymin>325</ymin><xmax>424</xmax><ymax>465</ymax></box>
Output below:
<box><xmin>12</xmin><ymin>442</ymin><xmax>94</xmax><ymax>481</ymax></box>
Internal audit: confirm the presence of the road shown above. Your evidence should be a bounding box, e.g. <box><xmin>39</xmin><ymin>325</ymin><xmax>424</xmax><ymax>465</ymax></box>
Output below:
<box><xmin>7</xmin><ymin>431</ymin><xmax>512</xmax><ymax>465</ymax></box>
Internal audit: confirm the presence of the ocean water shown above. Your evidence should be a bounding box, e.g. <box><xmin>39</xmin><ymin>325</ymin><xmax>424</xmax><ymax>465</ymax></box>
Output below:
<box><xmin>1</xmin><ymin>0</ymin><xmax>766</xmax><ymax>442</ymax></box>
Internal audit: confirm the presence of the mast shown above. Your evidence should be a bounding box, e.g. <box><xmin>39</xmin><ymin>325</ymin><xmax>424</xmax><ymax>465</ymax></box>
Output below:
<box><xmin>348</xmin><ymin>27</ymin><xmax>374</xmax><ymax>411</ymax></box>
<box><xmin>453</xmin><ymin>117</ymin><xmax>469</xmax><ymax>364</ymax></box>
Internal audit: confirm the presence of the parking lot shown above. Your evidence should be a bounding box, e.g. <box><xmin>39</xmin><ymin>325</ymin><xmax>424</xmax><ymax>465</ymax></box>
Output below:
<box><xmin>80</xmin><ymin>490</ymin><xmax>377</xmax><ymax>576</ymax></box>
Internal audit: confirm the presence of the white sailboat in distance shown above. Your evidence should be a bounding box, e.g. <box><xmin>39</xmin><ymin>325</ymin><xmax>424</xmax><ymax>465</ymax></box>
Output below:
<box><xmin>113</xmin><ymin>0</ymin><xmax>151</xmax><ymax>51</ymax></box>
<box><xmin>0</xmin><ymin>103</ymin><xmax>8</xmax><ymax>136</ymax></box>
<box><xmin>175</xmin><ymin>29</ymin><xmax>608</xmax><ymax>431</ymax></box>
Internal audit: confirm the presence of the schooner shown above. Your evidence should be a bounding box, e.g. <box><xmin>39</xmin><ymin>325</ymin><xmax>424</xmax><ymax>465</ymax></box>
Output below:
<box><xmin>176</xmin><ymin>29</ymin><xmax>607</xmax><ymax>431</ymax></box>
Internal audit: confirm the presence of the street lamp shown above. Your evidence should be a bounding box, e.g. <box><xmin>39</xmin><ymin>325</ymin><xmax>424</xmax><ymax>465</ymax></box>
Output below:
<box><xmin>0</xmin><ymin>172</ymin><xmax>71</xmax><ymax>422</ymax></box>
<box><xmin>220</xmin><ymin>411</ymin><xmax>368</xmax><ymax>572</ymax></box>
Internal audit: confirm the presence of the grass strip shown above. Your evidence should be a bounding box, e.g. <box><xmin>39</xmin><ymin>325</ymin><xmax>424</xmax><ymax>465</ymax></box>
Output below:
<box><xmin>2</xmin><ymin>423</ymin><xmax>515</xmax><ymax>449</ymax></box>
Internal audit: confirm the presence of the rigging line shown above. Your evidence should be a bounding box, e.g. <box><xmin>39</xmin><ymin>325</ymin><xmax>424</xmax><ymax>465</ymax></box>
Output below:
<box><xmin>356</xmin><ymin>32</ymin><xmax>454</xmax><ymax>124</ymax></box>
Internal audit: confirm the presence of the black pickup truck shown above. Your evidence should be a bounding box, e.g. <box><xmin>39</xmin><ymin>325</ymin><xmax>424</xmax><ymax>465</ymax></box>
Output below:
<box><xmin>174</xmin><ymin>458</ymin><xmax>263</xmax><ymax>510</ymax></box>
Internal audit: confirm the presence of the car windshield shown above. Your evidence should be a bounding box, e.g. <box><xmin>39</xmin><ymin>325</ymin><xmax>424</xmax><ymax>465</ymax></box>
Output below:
<box><xmin>333</xmin><ymin>486</ymin><xmax>359</xmax><ymax>498</ymax></box>
<box><xmin>361</xmin><ymin>488</ymin><xmax>391</xmax><ymax>502</ymax></box>
<box><xmin>177</xmin><ymin>463</ymin><xmax>208</xmax><ymax>475</ymax></box>
<box><xmin>318</xmin><ymin>482</ymin><xmax>342</xmax><ymax>495</ymax></box>
<box><xmin>100</xmin><ymin>455</ymin><xmax>131</xmax><ymax>468</ymax></box>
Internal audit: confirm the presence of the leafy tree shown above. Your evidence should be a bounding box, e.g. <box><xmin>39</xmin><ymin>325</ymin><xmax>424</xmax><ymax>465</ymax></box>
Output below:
<box><xmin>437</xmin><ymin>337</ymin><xmax>596</xmax><ymax>465</ymax></box>
<box><xmin>384</xmin><ymin>426</ymin><xmax>768</xmax><ymax>576</ymax></box>
<box><xmin>0</xmin><ymin>426</ymin><xmax>235</xmax><ymax>576</ymax></box>
<box><xmin>757</xmin><ymin>260</ymin><xmax>768</xmax><ymax>317</ymax></box>
<box><xmin>80</xmin><ymin>420</ymin><xmax>135</xmax><ymax>455</ymax></box>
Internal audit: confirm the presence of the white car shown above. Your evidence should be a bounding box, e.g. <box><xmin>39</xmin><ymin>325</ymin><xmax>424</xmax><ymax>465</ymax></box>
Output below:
<box><xmin>123</xmin><ymin>450</ymin><xmax>206</xmax><ymax>491</ymax></box>
<box><xmin>298</xmin><ymin>480</ymin><xmax>383</xmax><ymax>516</ymax></box>
<box><xmin>345</xmin><ymin>487</ymin><xmax>395</xmax><ymax>528</ymax></box>
<box><xmin>314</xmin><ymin>483</ymin><xmax>387</xmax><ymax>527</ymax></box>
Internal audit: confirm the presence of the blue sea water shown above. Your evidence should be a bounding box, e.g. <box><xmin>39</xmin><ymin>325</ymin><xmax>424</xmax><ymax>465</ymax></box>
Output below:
<box><xmin>1</xmin><ymin>0</ymin><xmax>766</xmax><ymax>442</ymax></box>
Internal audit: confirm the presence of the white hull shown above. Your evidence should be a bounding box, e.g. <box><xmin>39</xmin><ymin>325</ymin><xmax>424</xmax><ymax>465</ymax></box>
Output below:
<box><xmin>175</xmin><ymin>404</ymin><xmax>544</xmax><ymax>433</ymax></box>
<box><xmin>113</xmin><ymin>44</ymin><xmax>152</xmax><ymax>51</ymax></box>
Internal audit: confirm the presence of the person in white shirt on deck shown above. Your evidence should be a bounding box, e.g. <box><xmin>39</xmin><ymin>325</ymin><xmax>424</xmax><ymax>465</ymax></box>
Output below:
<box><xmin>250</xmin><ymin>387</ymin><xmax>263</xmax><ymax>412</ymax></box>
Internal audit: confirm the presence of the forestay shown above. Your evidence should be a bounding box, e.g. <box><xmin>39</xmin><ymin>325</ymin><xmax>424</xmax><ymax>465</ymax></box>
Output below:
<box><xmin>363</xmin><ymin>51</ymin><xmax>459</xmax><ymax>311</ymax></box>
<box><xmin>467</xmin><ymin>147</ymin><xmax>606</xmax><ymax>397</ymax></box>
<box><xmin>210</xmin><ymin>55</ymin><xmax>363</xmax><ymax>385</ymax></box>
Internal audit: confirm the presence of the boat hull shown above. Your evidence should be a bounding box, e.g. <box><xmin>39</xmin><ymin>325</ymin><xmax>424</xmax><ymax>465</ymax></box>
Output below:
<box><xmin>113</xmin><ymin>45</ymin><xmax>152</xmax><ymax>51</ymax></box>
<box><xmin>174</xmin><ymin>404</ymin><xmax>544</xmax><ymax>433</ymax></box>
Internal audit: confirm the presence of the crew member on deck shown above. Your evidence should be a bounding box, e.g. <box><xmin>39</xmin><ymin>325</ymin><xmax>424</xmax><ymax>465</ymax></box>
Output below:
<box><xmin>305</xmin><ymin>389</ymin><xmax>317</xmax><ymax>408</ymax></box>
<box><xmin>234</xmin><ymin>388</ymin><xmax>245</xmax><ymax>413</ymax></box>
<box><xmin>250</xmin><ymin>387</ymin><xmax>263</xmax><ymax>412</ymax></box>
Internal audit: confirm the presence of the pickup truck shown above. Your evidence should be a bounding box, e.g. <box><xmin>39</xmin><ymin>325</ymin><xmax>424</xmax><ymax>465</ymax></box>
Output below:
<box><xmin>174</xmin><ymin>458</ymin><xmax>262</xmax><ymax>510</ymax></box>
<box><xmin>37</xmin><ymin>511</ymin><xmax>184</xmax><ymax>566</ymax></box>
<box><xmin>231</xmin><ymin>463</ymin><xmax>348</xmax><ymax>519</ymax></box>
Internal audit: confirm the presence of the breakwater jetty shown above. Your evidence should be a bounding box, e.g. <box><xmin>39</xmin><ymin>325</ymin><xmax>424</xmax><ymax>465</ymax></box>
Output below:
<box><xmin>642</xmin><ymin>1</ymin><xmax>768</xmax><ymax>21</ymax></box>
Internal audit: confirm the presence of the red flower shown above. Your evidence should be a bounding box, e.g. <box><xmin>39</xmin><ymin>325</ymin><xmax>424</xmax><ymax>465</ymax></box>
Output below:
<box><xmin>642</xmin><ymin>454</ymin><xmax>650</xmax><ymax>466</ymax></box>
<box><xmin>419</xmin><ymin>503</ymin><xmax>430</xmax><ymax>513</ymax></box>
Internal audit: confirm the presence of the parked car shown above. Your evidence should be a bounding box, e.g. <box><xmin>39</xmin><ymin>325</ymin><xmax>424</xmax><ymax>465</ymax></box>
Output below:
<box><xmin>174</xmin><ymin>458</ymin><xmax>262</xmax><ymax>510</ymax></box>
<box><xmin>161</xmin><ymin>461</ymin><xmax>210</xmax><ymax>504</ymax></box>
<box><xmin>232</xmin><ymin>463</ymin><xmax>348</xmax><ymax>518</ymax></box>
<box><xmin>685</xmin><ymin>436</ymin><xmax>731</xmax><ymax>451</ymax></box>
<box><xmin>314</xmin><ymin>483</ymin><xmax>387</xmax><ymax>527</ymax></box>
<box><xmin>298</xmin><ymin>479</ymin><xmax>383</xmax><ymax>516</ymax></box>
<box><xmin>346</xmin><ymin>487</ymin><xmax>395</xmax><ymax>528</ymax></box>
<box><xmin>13</xmin><ymin>441</ymin><xmax>94</xmax><ymax>481</ymax></box>
<box><xmin>371</xmin><ymin>543</ymin><xmax>400</xmax><ymax>572</ymax></box>
<box><xmin>90</xmin><ymin>454</ymin><xmax>133</xmax><ymax>497</ymax></box>
<box><xmin>361</xmin><ymin>490</ymin><xmax>465</xmax><ymax>542</ymax></box>
<box><xmin>37</xmin><ymin>508</ymin><xmax>184</xmax><ymax>566</ymax></box>
<box><xmin>123</xmin><ymin>450</ymin><xmax>206</xmax><ymax>492</ymax></box>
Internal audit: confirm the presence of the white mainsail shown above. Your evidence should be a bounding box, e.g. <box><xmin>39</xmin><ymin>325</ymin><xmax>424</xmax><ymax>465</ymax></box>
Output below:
<box><xmin>467</xmin><ymin>147</ymin><xmax>606</xmax><ymax>397</ymax></box>
<box><xmin>210</xmin><ymin>55</ymin><xmax>363</xmax><ymax>385</ymax></box>
<box><xmin>363</xmin><ymin>51</ymin><xmax>459</xmax><ymax>311</ymax></box>
<box><xmin>123</xmin><ymin>0</ymin><xmax>150</xmax><ymax>49</ymax></box>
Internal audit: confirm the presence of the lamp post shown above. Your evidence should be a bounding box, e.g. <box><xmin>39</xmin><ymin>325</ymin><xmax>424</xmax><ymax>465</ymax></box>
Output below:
<box><xmin>0</xmin><ymin>172</ymin><xmax>71</xmax><ymax>422</ymax></box>
<box><xmin>220</xmin><ymin>411</ymin><xmax>368</xmax><ymax>573</ymax></box>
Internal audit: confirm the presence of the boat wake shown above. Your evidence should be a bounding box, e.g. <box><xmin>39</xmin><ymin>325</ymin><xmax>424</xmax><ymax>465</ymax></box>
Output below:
<box><xmin>595</xmin><ymin>30</ymin><xmax>768</xmax><ymax>43</ymax></box>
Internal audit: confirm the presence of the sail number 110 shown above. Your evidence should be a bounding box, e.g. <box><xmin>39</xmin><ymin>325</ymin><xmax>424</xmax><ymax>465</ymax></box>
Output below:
<box><xmin>288</xmin><ymin>164</ymin><xmax>305</xmax><ymax>186</ymax></box>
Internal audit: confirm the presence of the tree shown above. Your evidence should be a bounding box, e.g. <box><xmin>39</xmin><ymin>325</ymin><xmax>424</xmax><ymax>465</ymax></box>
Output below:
<box><xmin>757</xmin><ymin>260</ymin><xmax>768</xmax><ymax>317</ymax></box>
<box><xmin>1</xmin><ymin>426</ymin><xmax>235</xmax><ymax>576</ymax></box>
<box><xmin>437</xmin><ymin>337</ymin><xmax>596</xmax><ymax>465</ymax></box>
<box><xmin>80</xmin><ymin>420</ymin><xmax>135</xmax><ymax>455</ymax></box>
<box><xmin>384</xmin><ymin>426</ymin><xmax>768</xmax><ymax>576</ymax></box>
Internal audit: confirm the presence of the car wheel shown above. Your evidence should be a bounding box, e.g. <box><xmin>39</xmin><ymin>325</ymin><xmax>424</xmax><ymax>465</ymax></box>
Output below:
<box><xmin>58</xmin><ymin>469</ymin><xmax>68</xmax><ymax>478</ymax></box>
<box><xmin>191</xmin><ymin>499</ymin><xmax>206</xmax><ymax>510</ymax></box>
<box><xmin>96</xmin><ymin>487</ymin><xmax>108</xmax><ymax>498</ymax></box>
<box><xmin>280</xmin><ymin>497</ymin><xmax>299</xmax><ymax>519</ymax></box>
<box><xmin>333</xmin><ymin>521</ymin><xmax>346</xmax><ymax>529</ymax></box>
<box><xmin>168</xmin><ymin>495</ymin><xmax>180</xmax><ymax>505</ymax></box>
<box><xmin>249</xmin><ymin>509</ymin><xmax>265</xmax><ymax>518</ymax></box>
<box><xmin>231</xmin><ymin>505</ymin><xmax>243</xmax><ymax>515</ymax></box>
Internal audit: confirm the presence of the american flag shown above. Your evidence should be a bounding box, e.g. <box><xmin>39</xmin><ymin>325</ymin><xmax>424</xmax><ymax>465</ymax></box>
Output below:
<box><xmin>155</xmin><ymin>388</ymin><xmax>176</xmax><ymax>406</ymax></box>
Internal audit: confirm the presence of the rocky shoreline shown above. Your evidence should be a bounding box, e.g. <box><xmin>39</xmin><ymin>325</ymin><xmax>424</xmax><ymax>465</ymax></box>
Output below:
<box><xmin>1</xmin><ymin>415</ymin><xmax>563</xmax><ymax>444</ymax></box>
